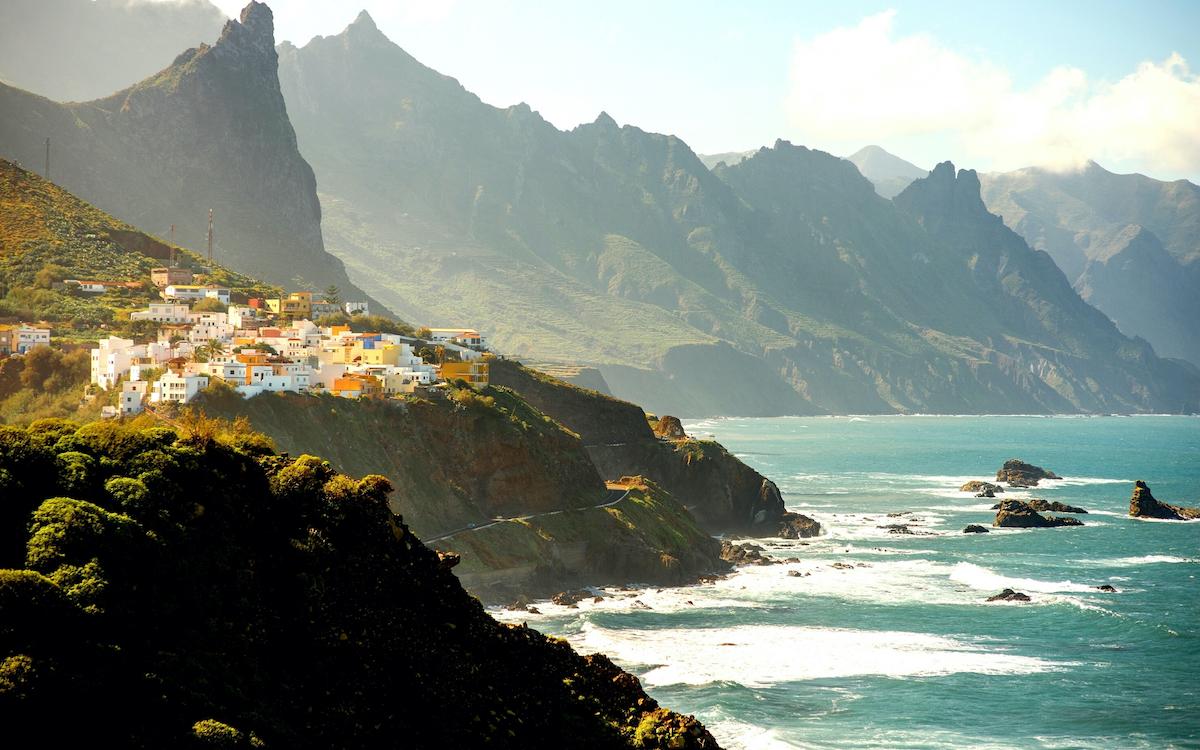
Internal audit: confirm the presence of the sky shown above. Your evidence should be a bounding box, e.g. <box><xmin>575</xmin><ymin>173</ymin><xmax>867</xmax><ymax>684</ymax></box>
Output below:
<box><xmin>194</xmin><ymin>0</ymin><xmax>1200</xmax><ymax>181</ymax></box>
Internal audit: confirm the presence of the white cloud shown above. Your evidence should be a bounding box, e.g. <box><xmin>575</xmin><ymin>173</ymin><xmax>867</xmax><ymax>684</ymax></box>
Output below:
<box><xmin>786</xmin><ymin>10</ymin><xmax>1200</xmax><ymax>176</ymax></box>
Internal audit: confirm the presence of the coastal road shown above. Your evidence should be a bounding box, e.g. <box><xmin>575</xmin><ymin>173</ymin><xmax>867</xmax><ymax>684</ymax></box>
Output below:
<box><xmin>426</xmin><ymin>486</ymin><xmax>631</xmax><ymax>543</ymax></box>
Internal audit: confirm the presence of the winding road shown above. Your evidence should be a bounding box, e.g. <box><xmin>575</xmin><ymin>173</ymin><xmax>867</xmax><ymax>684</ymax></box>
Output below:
<box><xmin>426</xmin><ymin>486</ymin><xmax>631</xmax><ymax>543</ymax></box>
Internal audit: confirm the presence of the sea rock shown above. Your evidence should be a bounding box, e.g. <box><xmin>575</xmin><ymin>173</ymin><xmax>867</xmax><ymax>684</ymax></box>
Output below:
<box><xmin>878</xmin><ymin>523</ymin><xmax>913</xmax><ymax>535</ymax></box>
<box><xmin>652</xmin><ymin>415</ymin><xmax>688</xmax><ymax>440</ymax></box>
<box><xmin>1129</xmin><ymin>480</ymin><xmax>1200</xmax><ymax>520</ymax></box>
<box><xmin>986</xmin><ymin>588</ymin><xmax>1031</xmax><ymax>602</ymax></box>
<box><xmin>990</xmin><ymin>499</ymin><xmax>1087</xmax><ymax>514</ymax></box>
<box><xmin>963</xmin><ymin>524</ymin><xmax>990</xmax><ymax>534</ymax></box>
<box><xmin>995</xmin><ymin>458</ymin><xmax>1061</xmax><ymax>487</ymax></box>
<box><xmin>993</xmin><ymin>500</ymin><xmax>1084</xmax><ymax>528</ymax></box>
<box><xmin>720</xmin><ymin>540</ymin><xmax>778</xmax><ymax>566</ymax></box>
<box><xmin>787</xmin><ymin>570</ymin><xmax>807</xmax><ymax>578</ymax></box>
<box><xmin>961</xmin><ymin>480</ymin><xmax>1004</xmax><ymax>494</ymax></box>
<box><xmin>630</xmin><ymin>600</ymin><xmax>652</xmax><ymax>610</ymax></box>
<box><xmin>976</xmin><ymin>489</ymin><xmax>996</xmax><ymax>498</ymax></box>
<box><xmin>831</xmin><ymin>562</ymin><xmax>855</xmax><ymax>570</ymax></box>
<box><xmin>552</xmin><ymin>589</ymin><xmax>592</xmax><ymax>607</ymax></box>
<box><xmin>778</xmin><ymin>511</ymin><xmax>822</xmax><ymax>539</ymax></box>
<box><xmin>1095</xmin><ymin>584</ymin><xmax>1118</xmax><ymax>592</ymax></box>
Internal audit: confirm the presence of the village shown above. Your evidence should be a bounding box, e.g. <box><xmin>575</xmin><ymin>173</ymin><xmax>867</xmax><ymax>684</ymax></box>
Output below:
<box><xmin>2</xmin><ymin>264</ymin><xmax>492</xmax><ymax>418</ymax></box>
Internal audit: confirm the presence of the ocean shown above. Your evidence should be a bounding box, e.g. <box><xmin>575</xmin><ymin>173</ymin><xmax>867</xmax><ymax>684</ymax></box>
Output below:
<box><xmin>492</xmin><ymin>415</ymin><xmax>1200</xmax><ymax>749</ymax></box>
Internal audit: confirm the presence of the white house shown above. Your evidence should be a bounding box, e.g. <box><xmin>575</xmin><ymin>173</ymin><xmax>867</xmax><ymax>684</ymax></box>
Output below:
<box><xmin>119</xmin><ymin>380</ymin><xmax>148</xmax><ymax>416</ymax></box>
<box><xmin>91</xmin><ymin>337</ymin><xmax>145</xmax><ymax>390</ymax></box>
<box><xmin>130</xmin><ymin>303</ymin><xmax>191</xmax><ymax>324</ymax></box>
<box><xmin>428</xmin><ymin>328</ymin><xmax>487</xmax><ymax>349</ymax></box>
<box><xmin>188</xmin><ymin>311</ymin><xmax>234</xmax><ymax>343</ymax></box>
<box><xmin>164</xmin><ymin>284</ymin><xmax>231</xmax><ymax>304</ymax></box>
<box><xmin>344</xmin><ymin>301</ymin><xmax>369</xmax><ymax>316</ymax></box>
<box><xmin>8</xmin><ymin>325</ymin><xmax>51</xmax><ymax>354</ymax></box>
<box><xmin>150</xmin><ymin>372</ymin><xmax>209</xmax><ymax>404</ymax></box>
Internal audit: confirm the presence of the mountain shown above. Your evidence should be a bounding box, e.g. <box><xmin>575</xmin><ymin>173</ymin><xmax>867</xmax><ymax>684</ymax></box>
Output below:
<box><xmin>0</xmin><ymin>2</ymin><xmax>385</xmax><ymax>314</ymax></box>
<box><xmin>276</xmin><ymin>12</ymin><xmax>1199</xmax><ymax>416</ymax></box>
<box><xmin>0</xmin><ymin>0</ymin><xmax>227</xmax><ymax>102</ymax></box>
<box><xmin>981</xmin><ymin>162</ymin><xmax>1200</xmax><ymax>365</ymax></box>
<box><xmin>0</xmin><ymin>418</ymin><xmax>716</xmax><ymax>748</ymax></box>
<box><xmin>845</xmin><ymin>145</ymin><xmax>928</xmax><ymax>198</ymax></box>
<box><xmin>698</xmin><ymin>150</ymin><xmax>755</xmax><ymax>170</ymax></box>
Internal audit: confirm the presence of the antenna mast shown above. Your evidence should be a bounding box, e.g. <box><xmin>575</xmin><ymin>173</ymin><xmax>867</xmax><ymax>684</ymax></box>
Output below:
<box><xmin>206</xmin><ymin>209</ymin><xmax>214</xmax><ymax>264</ymax></box>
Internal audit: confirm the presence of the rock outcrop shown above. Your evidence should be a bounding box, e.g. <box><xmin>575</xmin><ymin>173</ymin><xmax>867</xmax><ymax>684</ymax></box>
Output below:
<box><xmin>995</xmin><ymin>459</ymin><xmax>1061</xmax><ymax>487</ymax></box>
<box><xmin>993</xmin><ymin>500</ymin><xmax>1084</xmax><ymax>528</ymax></box>
<box><xmin>490</xmin><ymin>360</ymin><xmax>817</xmax><ymax>538</ymax></box>
<box><xmin>961</xmin><ymin>480</ymin><xmax>1004</xmax><ymax>494</ymax></box>
<box><xmin>963</xmin><ymin>524</ymin><xmax>990</xmax><ymax>534</ymax></box>
<box><xmin>720</xmin><ymin>541</ymin><xmax>777</xmax><ymax>566</ymax></box>
<box><xmin>652</xmin><ymin>415</ymin><xmax>688</xmax><ymax>440</ymax></box>
<box><xmin>991</xmin><ymin>499</ymin><xmax>1087</xmax><ymax>514</ymax></box>
<box><xmin>1129</xmin><ymin>480</ymin><xmax>1200</xmax><ymax>520</ymax></box>
<box><xmin>987</xmin><ymin>589</ymin><xmax>1032</xmax><ymax>602</ymax></box>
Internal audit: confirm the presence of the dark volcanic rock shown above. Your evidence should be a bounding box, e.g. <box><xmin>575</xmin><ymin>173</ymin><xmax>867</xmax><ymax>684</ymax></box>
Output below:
<box><xmin>994</xmin><ymin>500</ymin><xmax>1084</xmax><ymax>528</ymax></box>
<box><xmin>1129</xmin><ymin>480</ymin><xmax>1200</xmax><ymax>520</ymax></box>
<box><xmin>990</xmin><ymin>499</ymin><xmax>1087</xmax><ymax>514</ymax></box>
<box><xmin>551</xmin><ymin>589</ymin><xmax>592</xmax><ymax>607</ymax></box>
<box><xmin>987</xmin><ymin>588</ymin><xmax>1032</xmax><ymax>602</ymax></box>
<box><xmin>963</xmin><ymin>524</ymin><xmax>990</xmax><ymax>534</ymax></box>
<box><xmin>878</xmin><ymin>523</ymin><xmax>914</xmax><ymax>535</ymax></box>
<box><xmin>1095</xmin><ymin>584</ymin><xmax>1118</xmax><ymax>592</ymax></box>
<box><xmin>720</xmin><ymin>540</ymin><xmax>779</xmax><ymax>566</ymax></box>
<box><xmin>976</xmin><ymin>489</ymin><xmax>996</xmax><ymax>498</ymax></box>
<box><xmin>996</xmin><ymin>459</ymin><xmax>1061</xmax><ymax>487</ymax></box>
<box><xmin>778</xmin><ymin>511</ymin><xmax>822</xmax><ymax>539</ymax></box>
<box><xmin>961</xmin><ymin>480</ymin><xmax>1004</xmax><ymax>494</ymax></box>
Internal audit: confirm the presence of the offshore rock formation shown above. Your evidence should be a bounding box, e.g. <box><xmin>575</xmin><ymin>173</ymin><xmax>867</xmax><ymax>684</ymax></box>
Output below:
<box><xmin>963</xmin><ymin>525</ymin><xmax>990</xmax><ymax>534</ymax></box>
<box><xmin>995</xmin><ymin>459</ymin><xmax>1061</xmax><ymax>487</ymax></box>
<box><xmin>961</xmin><ymin>480</ymin><xmax>1004</xmax><ymax>494</ymax></box>
<box><xmin>0</xmin><ymin>2</ymin><xmax>383</xmax><ymax>310</ymax></box>
<box><xmin>987</xmin><ymin>589</ymin><xmax>1032</xmax><ymax>602</ymax></box>
<box><xmin>490</xmin><ymin>360</ymin><xmax>819</xmax><ymax>538</ymax></box>
<box><xmin>0</xmin><ymin>419</ymin><xmax>717</xmax><ymax>748</ymax></box>
<box><xmin>994</xmin><ymin>500</ymin><xmax>1084</xmax><ymax>528</ymax></box>
<box><xmin>1129</xmin><ymin>480</ymin><xmax>1200</xmax><ymax>520</ymax></box>
<box><xmin>991</xmin><ymin>499</ymin><xmax>1087</xmax><ymax>514</ymax></box>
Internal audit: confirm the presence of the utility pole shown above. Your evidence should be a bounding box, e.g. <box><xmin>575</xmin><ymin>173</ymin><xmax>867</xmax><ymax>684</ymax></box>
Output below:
<box><xmin>169</xmin><ymin>224</ymin><xmax>176</xmax><ymax>266</ymax></box>
<box><xmin>44</xmin><ymin>138</ymin><xmax>50</xmax><ymax>179</ymax></box>
<box><xmin>206</xmin><ymin>209</ymin><xmax>214</xmax><ymax>265</ymax></box>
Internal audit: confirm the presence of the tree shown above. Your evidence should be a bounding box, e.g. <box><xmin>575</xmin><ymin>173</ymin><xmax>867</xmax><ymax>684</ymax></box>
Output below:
<box><xmin>192</xmin><ymin>297</ymin><xmax>227</xmax><ymax>312</ymax></box>
<box><xmin>323</xmin><ymin>285</ymin><xmax>341</xmax><ymax>305</ymax></box>
<box><xmin>34</xmin><ymin>264</ymin><xmax>68</xmax><ymax>289</ymax></box>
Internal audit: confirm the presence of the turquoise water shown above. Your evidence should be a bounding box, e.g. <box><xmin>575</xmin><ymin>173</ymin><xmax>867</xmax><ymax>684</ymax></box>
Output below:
<box><xmin>494</xmin><ymin>416</ymin><xmax>1200</xmax><ymax>749</ymax></box>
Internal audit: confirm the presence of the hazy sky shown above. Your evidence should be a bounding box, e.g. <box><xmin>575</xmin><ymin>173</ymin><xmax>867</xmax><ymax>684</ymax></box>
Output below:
<box><xmin>195</xmin><ymin>0</ymin><xmax>1200</xmax><ymax>181</ymax></box>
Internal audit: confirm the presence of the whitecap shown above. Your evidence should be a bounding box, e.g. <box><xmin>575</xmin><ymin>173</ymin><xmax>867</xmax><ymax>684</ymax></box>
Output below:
<box><xmin>573</xmin><ymin>622</ymin><xmax>1064</xmax><ymax>688</ymax></box>
<box><xmin>1094</xmin><ymin>555</ymin><xmax>1195</xmax><ymax>566</ymax></box>
<box><xmin>949</xmin><ymin>562</ymin><xmax>1100</xmax><ymax>593</ymax></box>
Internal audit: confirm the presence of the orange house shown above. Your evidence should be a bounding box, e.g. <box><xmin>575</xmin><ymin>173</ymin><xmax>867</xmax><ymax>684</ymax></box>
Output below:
<box><xmin>330</xmin><ymin>373</ymin><xmax>382</xmax><ymax>399</ymax></box>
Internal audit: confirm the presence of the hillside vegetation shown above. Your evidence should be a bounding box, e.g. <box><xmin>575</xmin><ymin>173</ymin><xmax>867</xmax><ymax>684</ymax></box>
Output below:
<box><xmin>0</xmin><ymin>417</ymin><xmax>718</xmax><ymax>748</ymax></box>
<box><xmin>0</xmin><ymin>158</ymin><xmax>271</xmax><ymax>336</ymax></box>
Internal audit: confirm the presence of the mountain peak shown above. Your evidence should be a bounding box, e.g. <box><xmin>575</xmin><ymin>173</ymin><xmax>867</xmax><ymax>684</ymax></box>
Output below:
<box><xmin>214</xmin><ymin>1</ymin><xmax>275</xmax><ymax>58</ymax></box>
<box><xmin>352</xmin><ymin>9</ymin><xmax>378</xmax><ymax>29</ymax></box>
<box><xmin>593</xmin><ymin>111</ymin><xmax>618</xmax><ymax>128</ymax></box>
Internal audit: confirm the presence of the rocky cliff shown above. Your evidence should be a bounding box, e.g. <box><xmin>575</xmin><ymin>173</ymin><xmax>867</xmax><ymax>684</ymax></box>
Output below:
<box><xmin>0</xmin><ymin>2</ymin><xmax>384</xmax><ymax>312</ymax></box>
<box><xmin>198</xmin><ymin>385</ymin><xmax>727</xmax><ymax>601</ymax></box>
<box><xmin>0</xmin><ymin>418</ymin><xmax>717</xmax><ymax>748</ymax></box>
<box><xmin>490</xmin><ymin>360</ymin><xmax>815</xmax><ymax>537</ymax></box>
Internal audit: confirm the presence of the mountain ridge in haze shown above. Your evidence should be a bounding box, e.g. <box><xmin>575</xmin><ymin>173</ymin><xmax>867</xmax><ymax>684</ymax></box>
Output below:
<box><xmin>981</xmin><ymin>161</ymin><xmax>1200</xmax><ymax>365</ymax></box>
<box><xmin>275</xmin><ymin>11</ymin><xmax>1199</xmax><ymax>415</ymax></box>
<box><xmin>0</xmin><ymin>1</ymin><xmax>385</xmax><ymax>313</ymax></box>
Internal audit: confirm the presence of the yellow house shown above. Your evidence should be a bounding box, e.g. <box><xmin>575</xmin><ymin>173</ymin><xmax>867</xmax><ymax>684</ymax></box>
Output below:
<box><xmin>266</xmin><ymin>291</ymin><xmax>313</xmax><ymax>318</ymax></box>
<box><xmin>322</xmin><ymin>341</ymin><xmax>400</xmax><ymax>366</ymax></box>
<box><xmin>440</xmin><ymin>360</ymin><xmax>489</xmax><ymax>388</ymax></box>
<box><xmin>331</xmin><ymin>373</ymin><xmax>382</xmax><ymax>399</ymax></box>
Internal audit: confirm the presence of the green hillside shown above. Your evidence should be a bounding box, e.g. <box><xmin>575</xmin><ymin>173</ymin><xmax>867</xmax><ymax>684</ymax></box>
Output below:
<box><xmin>0</xmin><ymin>417</ymin><xmax>717</xmax><ymax>748</ymax></box>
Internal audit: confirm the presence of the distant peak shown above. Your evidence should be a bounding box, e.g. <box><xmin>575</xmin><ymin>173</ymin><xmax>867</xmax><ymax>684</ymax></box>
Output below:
<box><xmin>929</xmin><ymin>161</ymin><xmax>957</xmax><ymax>180</ymax></box>
<box><xmin>353</xmin><ymin>9</ymin><xmax>377</xmax><ymax>29</ymax></box>
<box><xmin>215</xmin><ymin>0</ymin><xmax>275</xmax><ymax>56</ymax></box>
<box><xmin>594</xmin><ymin>111</ymin><xmax>618</xmax><ymax>128</ymax></box>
